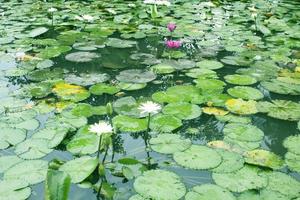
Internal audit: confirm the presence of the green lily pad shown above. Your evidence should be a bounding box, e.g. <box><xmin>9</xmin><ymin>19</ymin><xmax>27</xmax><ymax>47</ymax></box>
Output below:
<box><xmin>117</xmin><ymin>82</ymin><xmax>147</xmax><ymax>91</ymax></box>
<box><xmin>32</xmin><ymin>127</ymin><xmax>68</xmax><ymax>148</ymax></box>
<box><xmin>89</xmin><ymin>83</ymin><xmax>120</xmax><ymax>96</ymax></box>
<box><xmin>285</xmin><ymin>152</ymin><xmax>300</xmax><ymax>173</ymax></box>
<box><xmin>0</xmin><ymin>128</ymin><xmax>26</xmax><ymax>149</ymax></box>
<box><xmin>223</xmin><ymin>123</ymin><xmax>264</xmax><ymax>142</ymax></box>
<box><xmin>28</xmin><ymin>27</ymin><xmax>48</xmax><ymax>37</ymax></box>
<box><xmin>0</xmin><ymin>180</ymin><xmax>31</xmax><ymax>200</ymax></box>
<box><xmin>133</xmin><ymin>169</ymin><xmax>186</xmax><ymax>200</ymax></box>
<box><xmin>59</xmin><ymin>156</ymin><xmax>98</xmax><ymax>183</ymax></box>
<box><xmin>226</xmin><ymin>99</ymin><xmax>258</xmax><ymax>115</ymax></box>
<box><xmin>65</xmin><ymin>73</ymin><xmax>110</xmax><ymax>86</ymax></box>
<box><xmin>116</xmin><ymin>69</ymin><xmax>156</xmax><ymax>83</ymax></box>
<box><xmin>261</xmin><ymin>79</ymin><xmax>300</xmax><ymax>95</ymax></box>
<box><xmin>15</xmin><ymin>138</ymin><xmax>53</xmax><ymax>159</ymax></box>
<box><xmin>173</xmin><ymin>145</ymin><xmax>222</xmax><ymax>170</ymax></box>
<box><xmin>264</xmin><ymin>171</ymin><xmax>300</xmax><ymax>198</ymax></box>
<box><xmin>162</xmin><ymin>102</ymin><xmax>202</xmax><ymax>120</ymax></box>
<box><xmin>257</xmin><ymin>100</ymin><xmax>300</xmax><ymax>121</ymax></box>
<box><xmin>212</xmin><ymin>165</ymin><xmax>268</xmax><ymax>193</ymax></box>
<box><xmin>149</xmin><ymin>134</ymin><xmax>191</xmax><ymax>154</ymax></box>
<box><xmin>113</xmin><ymin>115</ymin><xmax>147</xmax><ymax>132</ymax></box>
<box><xmin>196</xmin><ymin>60</ymin><xmax>224</xmax><ymax>70</ymax></box>
<box><xmin>150</xmin><ymin>114</ymin><xmax>182</xmax><ymax>132</ymax></box>
<box><xmin>0</xmin><ymin>156</ymin><xmax>23</xmax><ymax>173</ymax></box>
<box><xmin>224</xmin><ymin>74</ymin><xmax>257</xmax><ymax>85</ymax></box>
<box><xmin>185</xmin><ymin>184</ymin><xmax>235</xmax><ymax>200</ymax></box>
<box><xmin>4</xmin><ymin>160</ymin><xmax>48</xmax><ymax>185</ymax></box>
<box><xmin>113</xmin><ymin>96</ymin><xmax>144</xmax><ymax>118</ymax></box>
<box><xmin>65</xmin><ymin>52</ymin><xmax>100</xmax><ymax>62</ymax></box>
<box><xmin>106</xmin><ymin>38</ymin><xmax>137</xmax><ymax>48</ymax></box>
<box><xmin>283</xmin><ymin>135</ymin><xmax>300</xmax><ymax>155</ymax></box>
<box><xmin>151</xmin><ymin>63</ymin><xmax>175</xmax><ymax>74</ymax></box>
<box><xmin>227</xmin><ymin>86</ymin><xmax>264</xmax><ymax>100</ymax></box>
<box><xmin>212</xmin><ymin>149</ymin><xmax>244</xmax><ymax>173</ymax></box>
<box><xmin>195</xmin><ymin>79</ymin><xmax>226</xmax><ymax>94</ymax></box>
<box><xmin>27</xmin><ymin>68</ymin><xmax>64</xmax><ymax>82</ymax></box>
<box><xmin>244</xmin><ymin>149</ymin><xmax>284</xmax><ymax>170</ymax></box>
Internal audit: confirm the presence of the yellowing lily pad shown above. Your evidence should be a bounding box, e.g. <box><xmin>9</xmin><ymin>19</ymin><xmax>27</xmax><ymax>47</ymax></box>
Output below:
<box><xmin>202</xmin><ymin>107</ymin><xmax>229</xmax><ymax>116</ymax></box>
<box><xmin>225</xmin><ymin>99</ymin><xmax>258</xmax><ymax>115</ymax></box>
<box><xmin>52</xmin><ymin>82</ymin><xmax>90</xmax><ymax>102</ymax></box>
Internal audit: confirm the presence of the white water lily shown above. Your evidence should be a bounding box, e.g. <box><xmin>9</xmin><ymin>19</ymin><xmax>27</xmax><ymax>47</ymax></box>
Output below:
<box><xmin>89</xmin><ymin>121</ymin><xmax>113</xmax><ymax>136</ymax></box>
<box><xmin>144</xmin><ymin>0</ymin><xmax>171</xmax><ymax>6</ymax></box>
<box><xmin>48</xmin><ymin>7</ymin><xmax>57</xmax><ymax>13</ymax></box>
<box><xmin>15</xmin><ymin>52</ymin><xmax>26</xmax><ymax>60</ymax></box>
<box><xmin>138</xmin><ymin>101</ymin><xmax>161</xmax><ymax>115</ymax></box>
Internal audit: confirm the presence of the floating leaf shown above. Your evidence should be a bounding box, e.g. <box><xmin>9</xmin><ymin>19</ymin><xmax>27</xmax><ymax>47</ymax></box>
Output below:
<box><xmin>162</xmin><ymin>102</ymin><xmax>202</xmax><ymax>120</ymax></box>
<box><xmin>59</xmin><ymin>156</ymin><xmax>98</xmax><ymax>183</ymax></box>
<box><xmin>28</xmin><ymin>27</ymin><xmax>49</xmax><ymax>38</ymax></box>
<box><xmin>0</xmin><ymin>180</ymin><xmax>31</xmax><ymax>200</ymax></box>
<box><xmin>113</xmin><ymin>115</ymin><xmax>147</xmax><ymax>132</ymax></box>
<box><xmin>150</xmin><ymin>114</ymin><xmax>182</xmax><ymax>132</ymax></box>
<box><xmin>65</xmin><ymin>52</ymin><xmax>100</xmax><ymax>62</ymax></box>
<box><xmin>15</xmin><ymin>138</ymin><xmax>53</xmax><ymax>159</ymax></box>
<box><xmin>106</xmin><ymin>38</ymin><xmax>137</xmax><ymax>48</ymax></box>
<box><xmin>149</xmin><ymin>134</ymin><xmax>191</xmax><ymax>154</ymax></box>
<box><xmin>65</xmin><ymin>73</ymin><xmax>110</xmax><ymax>86</ymax></box>
<box><xmin>285</xmin><ymin>152</ymin><xmax>300</xmax><ymax>173</ymax></box>
<box><xmin>196</xmin><ymin>60</ymin><xmax>224</xmax><ymax>70</ymax></box>
<box><xmin>226</xmin><ymin>99</ymin><xmax>258</xmax><ymax>115</ymax></box>
<box><xmin>52</xmin><ymin>82</ymin><xmax>90</xmax><ymax>102</ymax></box>
<box><xmin>283</xmin><ymin>135</ymin><xmax>300</xmax><ymax>155</ymax></box>
<box><xmin>227</xmin><ymin>86</ymin><xmax>264</xmax><ymax>100</ymax></box>
<box><xmin>173</xmin><ymin>145</ymin><xmax>222</xmax><ymax>170</ymax></box>
<box><xmin>212</xmin><ymin>149</ymin><xmax>244</xmax><ymax>173</ymax></box>
<box><xmin>212</xmin><ymin>165</ymin><xmax>268</xmax><ymax>193</ymax></box>
<box><xmin>202</xmin><ymin>107</ymin><xmax>229</xmax><ymax>116</ymax></box>
<box><xmin>4</xmin><ymin>160</ymin><xmax>48</xmax><ymax>185</ymax></box>
<box><xmin>224</xmin><ymin>74</ymin><xmax>257</xmax><ymax>85</ymax></box>
<box><xmin>0</xmin><ymin>156</ymin><xmax>23</xmax><ymax>173</ymax></box>
<box><xmin>89</xmin><ymin>83</ymin><xmax>120</xmax><ymax>96</ymax></box>
<box><xmin>185</xmin><ymin>184</ymin><xmax>235</xmax><ymax>200</ymax></box>
<box><xmin>0</xmin><ymin>128</ymin><xmax>26</xmax><ymax>150</ymax></box>
<box><xmin>116</xmin><ymin>69</ymin><xmax>156</xmax><ymax>83</ymax></box>
<box><xmin>223</xmin><ymin>123</ymin><xmax>264</xmax><ymax>142</ymax></box>
<box><xmin>133</xmin><ymin>169</ymin><xmax>186</xmax><ymax>200</ymax></box>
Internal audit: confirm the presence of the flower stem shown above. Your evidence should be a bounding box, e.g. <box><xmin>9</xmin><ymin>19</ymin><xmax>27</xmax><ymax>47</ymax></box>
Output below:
<box><xmin>102</xmin><ymin>146</ymin><xmax>109</xmax><ymax>164</ymax></box>
<box><xmin>97</xmin><ymin>135</ymin><xmax>102</xmax><ymax>158</ymax></box>
<box><xmin>51</xmin><ymin>13</ymin><xmax>54</xmax><ymax>27</ymax></box>
<box><xmin>146</xmin><ymin>113</ymin><xmax>151</xmax><ymax>134</ymax></box>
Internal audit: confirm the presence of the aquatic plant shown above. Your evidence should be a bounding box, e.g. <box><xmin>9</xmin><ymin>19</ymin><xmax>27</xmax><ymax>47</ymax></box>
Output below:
<box><xmin>144</xmin><ymin>0</ymin><xmax>170</xmax><ymax>19</ymax></box>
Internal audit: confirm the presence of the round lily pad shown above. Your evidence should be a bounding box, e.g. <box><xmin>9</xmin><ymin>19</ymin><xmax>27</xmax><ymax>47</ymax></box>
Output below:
<box><xmin>173</xmin><ymin>145</ymin><xmax>222</xmax><ymax>170</ymax></box>
<box><xmin>0</xmin><ymin>128</ymin><xmax>26</xmax><ymax>150</ymax></box>
<box><xmin>133</xmin><ymin>169</ymin><xmax>186</xmax><ymax>200</ymax></box>
<box><xmin>4</xmin><ymin>160</ymin><xmax>48</xmax><ymax>185</ymax></box>
<box><xmin>52</xmin><ymin>82</ymin><xmax>90</xmax><ymax>102</ymax></box>
<box><xmin>225</xmin><ymin>99</ymin><xmax>258</xmax><ymax>115</ymax></box>
<box><xmin>261</xmin><ymin>79</ymin><xmax>300</xmax><ymax>95</ymax></box>
<box><xmin>212</xmin><ymin>165</ymin><xmax>268</xmax><ymax>193</ymax></box>
<box><xmin>227</xmin><ymin>86</ymin><xmax>264</xmax><ymax>100</ymax></box>
<box><xmin>195</xmin><ymin>79</ymin><xmax>226</xmax><ymax>94</ymax></box>
<box><xmin>59</xmin><ymin>156</ymin><xmax>98</xmax><ymax>183</ymax></box>
<box><xmin>224</xmin><ymin>74</ymin><xmax>257</xmax><ymax>85</ymax></box>
<box><xmin>151</xmin><ymin>63</ymin><xmax>175</xmax><ymax>74</ymax></box>
<box><xmin>0</xmin><ymin>156</ymin><xmax>23</xmax><ymax>173</ymax></box>
<box><xmin>162</xmin><ymin>102</ymin><xmax>202</xmax><ymax>120</ymax></box>
<box><xmin>283</xmin><ymin>135</ymin><xmax>300</xmax><ymax>155</ymax></box>
<box><xmin>244</xmin><ymin>149</ymin><xmax>284</xmax><ymax>170</ymax></box>
<box><xmin>64</xmin><ymin>73</ymin><xmax>110</xmax><ymax>86</ymax></box>
<box><xmin>89</xmin><ymin>83</ymin><xmax>120</xmax><ymax>96</ymax></box>
<box><xmin>112</xmin><ymin>115</ymin><xmax>147</xmax><ymax>132</ymax></box>
<box><xmin>150</xmin><ymin>114</ymin><xmax>182</xmax><ymax>132</ymax></box>
<box><xmin>149</xmin><ymin>134</ymin><xmax>191</xmax><ymax>154</ymax></box>
<box><xmin>264</xmin><ymin>171</ymin><xmax>300</xmax><ymax>198</ymax></box>
<box><xmin>0</xmin><ymin>179</ymin><xmax>31</xmax><ymax>200</ymax></box>
<box><xmin>212</xmin><ymin>149</ymin><xmax>244</xmax><ymax>173</ymax></box>
<box><xmin>117</xmin><ymin>82</ymin><xmax>147</xmax><ymax>91</ymax></box>
<box><xmin>116</xmin><ymin>69</ymin><xmax>156</xmax><ymax>83</ymax></box>
<box><xmin>106</xmin><ymin>38</ymin><xmax>137</xmax><ymax>48</ymax></box>
<box><xmin>285</xmin><ymin>152</ymin><xmax>300</xmax><ymax>173</ymax></box>
<box><xmin>15</xmin><ymin>138</ymin><xmax>53</xmax><ymax>159</ymax></box>
<box><xmin>65</xmin><ymin>52</ymin><xmax>100</xmax><ymax>62</ymax></box>
<box><xmin>223</xmin><ymin>123</ymin><xmax>264</xmax><ymax>142</ymax></box>
<box><xmin>196</xmin><ymin>60</ymin><xmax>224</xmax><ymax>70</ymax></box>
<box><xmin>185</xmin><ymin>184</ymin><xmax>235</xmax><ymax>200</ymax></box>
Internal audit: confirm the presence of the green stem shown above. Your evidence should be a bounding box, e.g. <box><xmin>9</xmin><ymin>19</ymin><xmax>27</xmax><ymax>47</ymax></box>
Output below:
<box><xmin>146</xmin><ymin>113</ymin><xmax>151</xmax><ymax>135</ymax></box>
<box><xmin>102</xmin><ymin>146</ymin><xmax>109</xmax><ymax>164</ymax></box>
<box><xmin>97</xmin><ymin>135</ymin><xmax>102</xmax><ymax>158</ymax></box>
<box><xmin>51</xmin><ymin>13</ymin><xmax>54</xmax><ymax>27</ymax></box>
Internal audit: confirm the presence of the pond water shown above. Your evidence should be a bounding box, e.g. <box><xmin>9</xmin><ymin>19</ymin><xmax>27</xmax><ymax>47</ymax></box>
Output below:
<box><xmin>0</xmin><ymin>0</ymin><xmax>300</xmax><ymax>200</ymax></box>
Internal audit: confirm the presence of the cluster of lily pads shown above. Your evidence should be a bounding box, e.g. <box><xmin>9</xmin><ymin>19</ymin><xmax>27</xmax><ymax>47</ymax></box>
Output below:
<box><xmin>0</xmin><ymin>0</ymin><xmax>300</xmax><ymax>199</ymax></box>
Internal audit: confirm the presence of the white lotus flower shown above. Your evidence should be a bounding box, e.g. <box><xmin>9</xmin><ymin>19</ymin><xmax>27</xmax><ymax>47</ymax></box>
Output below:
<box><xmin>89</xmin><ymin>121</ymin><xmax>113</xmax><ymax>136</ymax></box>
<box><xmin>48</xmin><ymin>7</ymin><xmax>57</xmax><ymax>13</ymax></box>
<box><xmin>15</xmin><ymin>52</ymin><xmax>26</xmax><ymax>60</ymax></box>
<box><xmin>138</xmin><ymin>101</ymin><xmax>161</xmax><ymax>115</ymax></box>
<box><xmin>144</xmin><ymin>0</ymin><xmax>171</xmax><ymax>6</ymax></box>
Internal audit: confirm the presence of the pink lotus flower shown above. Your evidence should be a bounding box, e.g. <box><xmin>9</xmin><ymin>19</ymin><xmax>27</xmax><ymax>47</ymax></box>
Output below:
<box><xmin>165</xmin><ymin>40</ymin><xmax>182</xmax><ymax>49</ymax></box>
<box><xmin>167</xmin><ymin>23</ymin><xmax>176</xmax><ymax>32</ymax></box>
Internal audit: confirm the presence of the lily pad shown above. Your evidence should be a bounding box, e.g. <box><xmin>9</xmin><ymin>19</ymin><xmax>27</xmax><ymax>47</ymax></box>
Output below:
<box><xmin>261</xmin><ymin>79</ymin><xmax>300</xmax><ymax>95</ymax></box>
<box><xmin>0</xmin><ymin>128</ymin><xmax>26</xmax><ymax>149</ymax></box>
<box><xmin>150</xmin><ymin>114</ymin><xmax>182</xmax><ymax>132</ymax></box>
<box><xmin>223</xmin><ymin>123</ymin><xmax>264</xmax><ymax>142</ymax></box>
<box><xmin>173</xmin><ymin>145</ymin><xmax>222</xmax><ymax>170</ymax></box>
<box><xmin>113</xmin><ymin>115</ymin><xmax>147</xmax><ymax>132</ymax></box>
<box><xmin>133</xmin><ymin>169</ymin><xmax>186</xmax><ymax>200</ymax></box>
<box><xmin>15</xmin><ymin>138</ymin><xmax>53</xmax><ymax>159</ymax></box>
<box><xmin>89</xmin><ymin>83</ymin><xmax>120</xmax><ymax>96</ymax></box>
<box><xmin>196</xmin><ymin>60</ymin><xmax>224</xmax><ymax>70</ymax></box>
<box><xmin>149</xmin><ymin>134</ymin><xmax>191</xmax><ymax>154</ymax></box>
<box><xmin>226</xmin><ymin>99</ymin><xmax>258</xmax><ymax>115</ymax></box>
<box><xmin>106</xmin><ymin>38</ymin><xmax>137</xmax><ymax>48</ymax></box>
<box><xmin>212</xmin><ymin>149</ymin><xmax>244</xmax><ymax>173</ymax></box>
<box><xmin>59</xmin><ymin>156</ymin><xmax>98</xmax><ymax>183</ymax></box>
<box><xmin>212</xmin><ymin>165</ymin><xmax>268</xmax><ymax>193</ymax></box>
<box><xmin>0</xmin><ymin>180</ymin><xmax>31</xmax><ymax>200</ymax></box>
<box><xmin>65</xmin><ymin>52</ymin><xmax>100</xmax><ymax>62</ymax></box>
<box><xmin>4</xmin><ymin>160</ymin><xmax>48</xmax><ymax>185</ymax></box>
<box><xmin>244</xmin><ymin>149</ymin><xmax>284</xmax><ymax>170</ymax></box>
<box><xmin>285</xmin><ymin>152</ymin><xmax>300</xmax><ymax>173</ymax></box>
<box><xmin>65</xmin><ymin>73</ymin><xmax>110</xmax><ymax>86</ymax></box>
<box><xmin>227</xmin><ymin>86</ymin><xmax>264</xmax><ymax>100</ymax></box>
<box><xmin>185</xmin><ymin>184</ymin><xmax>235</xmax><ymax>200</ymax></box>
<box><xmin>162</xmin><ymin>102</ymin><xmax>202</xmax><ymax>120</ymax></box>
<box><xmin>283</xmin><ymin>135</ymin><xmax>300</xmax><ymax>155</ymax></box>
<box><xmin>0</xmin><ymin>156</ymin><xmax>23</xmax><ymax>173</ymax></box>
<box><xmin>224</xmin><ymin>74</ymin><xmax>257</xmax><ymax>85</ymax></box>
<box><xmin>116</xmin><ymin>69</ymin><xmax>156</xmax><ymax>83</ymax></box>
<box><xmin>52</xmin><ymin>82</ymin><xmax>90</xmax><ymax>102</ymax></box>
